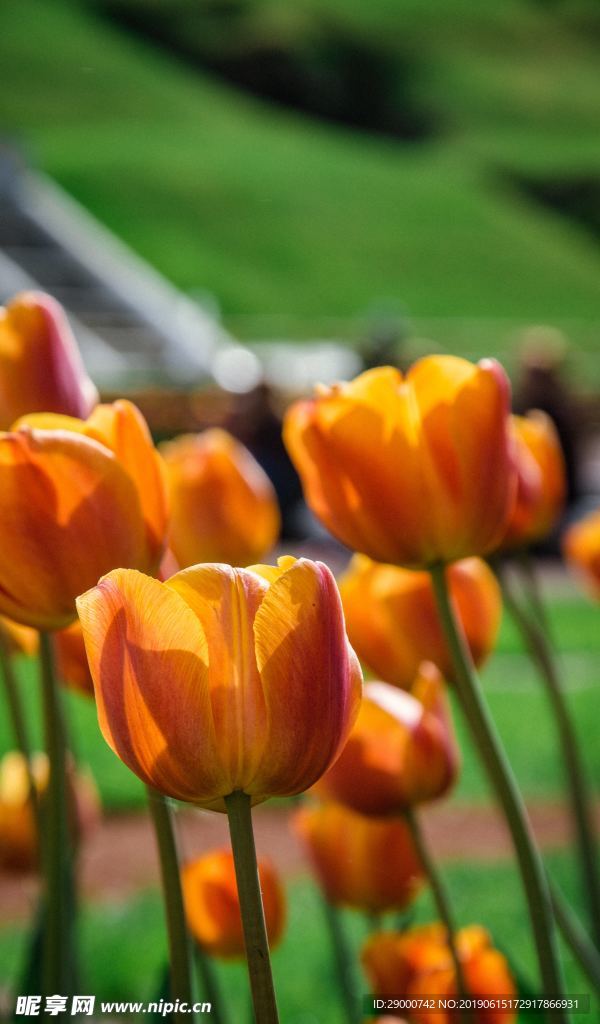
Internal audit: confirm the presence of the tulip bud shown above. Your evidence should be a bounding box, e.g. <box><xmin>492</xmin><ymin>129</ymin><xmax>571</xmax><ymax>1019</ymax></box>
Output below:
<box><xmin>294</xmin><ymin>802</ymin><xmax>424</xmax><ymax>913</ymax></box>
<box><xmin>340</xmin><ymin>555</ymin><xmax>500</xmax><ymax>689</ymax></box>
<box><xmin>55</xmin><ymin>621</ymin><xmax>94</xmax><ymax>697</ymax></box>
<box><xmin>362</xmin><ymin>925</ymin><xmax>516</xmax><ymax>1024</ymax></box>
<box><xmin>182</xmin><ymin>848</ymin><xmax>285</xmax><ymax>958</ymax></box>
<box><xmin>160</xmin><ymin>429</ymin><xmax>280</xmax><ymax>568</ymax></box>
<box><xmin>563</xmin><ymin>507</ymin><xmax>600</xmax><ymax>598</ymax></box>
<box><xmin>76</xmin><ymin>556</ymin><xmax>362</xmax><ymax>810</ymax></box>
<box><xmin>0</xmin><ymin>751</ymin><xmax>100</xmax><ymax>872</ymax></box>
<box><xmin>284</xmin><ymin>357</ymin><xmax>515</xmax><ymax>568</ymax></box>
<box><xmin>499</xmin><ymin>412</ymin><xmax>566</xmax><ymax>551</ymax></box>
<box><xmin>0</xmin><ymin>292</ymin><xmax>98</xmax><ymax>429</ymax></box>
<box><xmin>316</xmin><ymin>667</ymin><xmax>459</xmax><ymax>815</ymax></box>
<box><xmin>0</xmin><ymin>400</ymin><xmax>169</xmax><ymax>629</ymax></box>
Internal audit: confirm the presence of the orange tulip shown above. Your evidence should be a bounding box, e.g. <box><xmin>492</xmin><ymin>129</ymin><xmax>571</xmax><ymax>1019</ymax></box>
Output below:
<box><xmin>0</xmin><ymin>751</ymin><xmax>100</xmax><ymax>873</ymax></box>
<box><xmin>0</xmin><ymin>292</ymin><xmax>98</xmax><ymax>429</ymax></box>
<box><xmin>0</xmin><ymin>400</ymin><xmax>169</xmax><ymax>629</ymax></box>
<box><xmin>55</xmin><ymin>621</ymin><xmax>94</xmax><ymax>697</ymax></box>
<box><xmin>76</xmin><ymin>556</ymin><xmax>362</xmax><ymax>811</ymax></box>
<box><xmin>340</xmin><ymin>556</ymin><xmax>501</xmax><ymax>689</ymax></box>
<box><xmin>160</xmin><ymin>429</ymin><xmax>280</xmax><ymax>568</ymax></box>
<box><xmin>0</xmin><ymin>616</ymin><xmax>38</xmax><ymax>657</ymax></box>
<box><xmin>294</xmin><ymin>802</ymin><xmax>424</xmax><ymax>913</ymax></box>
<box><xmin>499</xmin><ymin>411</ymin><xmax>566</xmax><ymax>550</ymax></box>
<box><xmin>563</xmin><ymin>508</ymin><xmax>600</xmax><ymax>598</ymax></box>
<box><xmin>316</xmin><ymin>666</ymin><xmax>458</xmax><ymax>815</ymax></box>
<box><xmin>182</xmin><ymin>848</ymin><xmax>285</xmax><ymax>958</ymax></box>
<box><xmin>284</xmin><ymin>357</ymin><xmax>515</xmax><ymax>568</ymax></box>
<box><xmin>362</xmin><ymin>924</ymin><xmax>516</xmax><ymax>1024</ymax></box>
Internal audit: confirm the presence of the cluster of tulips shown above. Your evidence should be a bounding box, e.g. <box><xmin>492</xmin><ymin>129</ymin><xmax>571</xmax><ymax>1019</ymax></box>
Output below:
<box><xmin>1</xmin><ymin>290</ymin><xmax>600</xmax><ymax>1024</ymax></box>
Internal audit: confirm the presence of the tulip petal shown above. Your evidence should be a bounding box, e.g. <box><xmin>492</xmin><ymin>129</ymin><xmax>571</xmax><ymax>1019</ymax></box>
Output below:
<box><xmin>252</xmin><ymin>558</ymin><xmax>362</xmax><ymax>797</ymax></box>
<box><xmin>0</xmin><ymin>429</ymin><xmax>146</xmax><ymax>629</ymax></box>
<box><xmin>76</xmin><ymin>569</ymin><xmax>226</xmax><ymax>803</ymax></box>
<box><xmin>166</xmin><ymin>564</ymin><xmax>270</xmax><ymax>794</ymax></box>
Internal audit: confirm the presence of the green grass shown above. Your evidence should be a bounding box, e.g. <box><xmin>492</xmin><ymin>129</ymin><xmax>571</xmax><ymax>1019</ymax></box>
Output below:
<box><xmin>1</xmin><ymin>0</ymin><xmax>600</xmax><ymax>376</ymax></box>
<box><xmin>1</xmin><ymin>583</ymin><xmax>599</xmax><ymax>811</ymax></box>
<box><xmin>1</xmin><ymin>859</ymin><xmax>596</xmax><ymax>1019</ymax></box>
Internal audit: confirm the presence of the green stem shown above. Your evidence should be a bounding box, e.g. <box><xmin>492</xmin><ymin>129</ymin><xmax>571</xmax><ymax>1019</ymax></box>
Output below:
<box><xmin>499</xmin><ymin>564</ymin><xmax>600</xmax><ymax>951</ymax></box>
<box><xmin>194</xmin><ymin>946</ymin><xmax>227</xmax><ymax>1024</ymax></box>
<box><xmin>429</xmin><ymin>564</ymin><xmax>567</xmax><ymax>1017</ymax></box>
<box><xmin>404</xmin><ymin>807</ymin><xmax>469</xmax><ymax>1015</ymax></box>
<box><xmin>0</xmin><ymin>630</ymin><xmax>38</xmax><ymax>819</ymax></box>
<box><xmin>147</xmin><ymin>789</ymin><xmax>194</xmax><ymax>1017</ymax></box>
<box><xmin>551</xmin><ymin>884</ymin><xmax>600</xmax><ymax>994</ymax></box>
<box><xmin>39</xmin><ymin>631</ymin><xmax>74</xmax><ymax>995</ymax></box>
<box><xmin>321</xmin><ymin>894</ymin><xmax>361</xmax><ymax>1024</ymax></box>
<box><xmin>225</xmin><ymin>791</ymin><xmax>279</xmax><ymax>1024</ymax></box>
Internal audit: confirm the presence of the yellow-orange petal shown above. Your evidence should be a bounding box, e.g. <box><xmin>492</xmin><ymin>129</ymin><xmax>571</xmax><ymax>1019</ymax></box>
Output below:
<box><xmin>500</xmin><ymin>411</ymin><xmax>566</xmax><ymax>550</ymax></box>
<box><xmin>0</xmin><ymin>616</ymin><xmax>38</xmax><ymax>657</ymax></box>
<box><xmin>0</xmin><ymin>429</ymin><xmax>146</xmax><ymax>629</ymax></box>
<box><xmin>182</xmin><ymin>848</ymin><xmax>285</xmax><ymax>958</ymax></box>
<box><xmin>563</xmin><ymin>507</ymin><xmax>600</xmax><ymax>598</ymax></box>
<box><xmin>55</xmin><ymin>620</ymin><xmax>94</xmax><ymax>697</ymax></box>
<box><xmin>76</xmin><ymin>569</ymin><xmax>226</xmax><ymax>803</ymax></box>
<box><xmin>251</xmin><ymin>558</ymin><xmax>362</xmax><ymax>798</ymax></box>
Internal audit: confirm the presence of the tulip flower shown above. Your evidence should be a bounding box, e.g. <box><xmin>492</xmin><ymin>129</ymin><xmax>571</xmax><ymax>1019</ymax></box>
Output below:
<box><xmin>563</xmin><ymin>508</ymin><xmax>600</xmax><ymax>598</ymax></box>
<box><xmin>499</xmin><ymin>411</ymin><xmax>566</xmax><ymax>551</ymax></box>
<box><xmin>284</xmin><ymin>357</ymin><xmax>515</xmax><ymax>567</ymax></box>
<box><xmin>0</xmin><ymin>751</ymin><xmax>100</xmax><ymax>872</ymax></box>
<box><xmin>362</xmin><ymin>925</ymin><xmax>516</xmax><ymax>1024</ymax></box>
<box><xmin>182</xmin><ymin>848</ymin><xmax>285</xmax><ymax>958</ymax></box>
<box><xmin>0</xmin><ymin>400</ymin><xmax>169</xmax><ymax>629</ymax></box>
<box><xmin>55</xmin><ymin>621</ymin><xmax>94</xmax><ymax>697</ymax></box>
<box><xmin>76</xmin><ymin>556</ymin><xmax>362</xmax><ymax>810</ymax></box>
<box><xmin>340</xmin><ymin>556</ymin><xmax>500</xmax><ymax>689</ymax></box>
<box><xmin>316</xmin><ymin>666</ymin><xmax>458</xmax><ymax>816</ymax></box>
<box><xmin>160</xmin><ymin>429</ymin><xmax>280</xmax><ymax>568</ymax></box>
<box><xmin>0</xmin><ymin>292</ymin><xmax>98</xmax><ymax>429</ymax></box>
<box><xmin>294</xmin><ymin>802</ymin><xmax>423</xmax><ymax>913</ymax></box>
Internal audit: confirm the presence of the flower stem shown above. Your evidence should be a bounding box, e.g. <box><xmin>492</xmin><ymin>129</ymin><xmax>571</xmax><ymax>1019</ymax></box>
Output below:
<box><xmin>499</xmin><ymin>563</ymin><xmax>600</xmax><ymax>951</ymax></box>
<box><xmin>147</xmin><ymin>788</ymin><xmax>194</xmax><ymax>1016</ymax></box>
<box><xmin>194</xmin><ymin>946</ymin><xmax>227</xmax><ymax>1024</ymax></box>
<box><xmin>39</xmin><ymin>631</ymin><xmax>75</xmax><ymax>995</ymax></box>
<box><xmin>404</xmin><ymin>806</ymin><xmax>469</xmax><ymax>1015</ymax></box>
<box><xmin>320</xmin><ymin>894</ymin><xmax>361</xmax><ymax>1024</ymax></box>
<box><xmin>551</xmin><ymin>884</ymin><xmax>600</xmax><ymax>993</ymax></box>
<box><xmin>224</xmin><ymin>791</ymin><xmax>279</xmax><ymax>1024</ymax></box>
<box><xmin>429</xmin><ymin>564</ymin><xmax>567</xmax><ymax>1014</ymax></box>
<box><xmin>0</xmin><ymin>630</ymin><xmax>38</xmax><ymax>818</ymax></box>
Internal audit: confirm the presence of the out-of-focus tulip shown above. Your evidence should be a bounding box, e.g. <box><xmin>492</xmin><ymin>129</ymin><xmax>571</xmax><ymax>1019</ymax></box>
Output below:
<box><xmin>499</xmin><ymin>411</ymin><xmax>566</xmax><ymax>550</ymax></box>
<box><xmin>294</xmin><ymin>802</ymin><xmax>424</xmax><ymax>913</ymax></box>
<box><xmin>0</xmin><ymin>751</ymin><xmax>100</xmax><ymax>873</ymax></box>
<box><xmin>340</xmin><ymin>556</ymin><xmax>500</xmax><ymax>689</ymax></box>
<box><xmin>55</xmin><ymin>621</ymin><xmax>94</xmax><ymax>697</ymax></box>
<box><xmin>0</xmin><ymin>400</ymin><xmax>169</xmax><ymax>629</ymax></box>
<box><xmin>316</xmin><ymin>666</ymin><xmax>458</xmax><ymax>815</ymax></box>
<box><xmin>0</xmin><ymin>292</ymin><xmax>98</xmax><ymax>429</ymax></box>
<box><xmin>76</xmin><ymin>556</ymin><xmax>362</xmax><ymax>811</ymax></box>
<box><xmin>160</xmin><ymin>429</ymin><xmax>280</xmax><ymax>568</ymax></box>
<box><xmin>284</xmin><ymin>358</ymin><xmax>515</xmax><ymax>568</ymax></box>
<box><xmin>182</xmin><ymin>848</ymin><xmax>285</xmax><ymax>958</ymax></box>
<box><xmin>362</xmin><ymin>924</ymin><xmax>516</xmax><ymax>1024</ymax></box>
<box><xmin>0</xmin><ymin>616</ymin><xmax>38</xmax><ymax>657</ymax></box>
<box><xmin>563</xmin><ymin>508</ymin><xmax>600</xmax><ymax>598</ymax></box>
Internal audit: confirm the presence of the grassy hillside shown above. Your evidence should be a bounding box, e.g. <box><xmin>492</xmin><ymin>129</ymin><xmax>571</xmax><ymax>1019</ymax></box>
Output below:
<box><xmin>1</xmin><ymin>0</ymin><xmax>599</xmax><ymax>374</ymax></box>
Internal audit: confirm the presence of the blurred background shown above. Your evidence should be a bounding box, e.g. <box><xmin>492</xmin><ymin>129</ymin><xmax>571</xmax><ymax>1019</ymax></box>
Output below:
<box><xmin>1</xmin><ymin>1</ymin><xmax>600</xmax><ymax>1019</ymax></box>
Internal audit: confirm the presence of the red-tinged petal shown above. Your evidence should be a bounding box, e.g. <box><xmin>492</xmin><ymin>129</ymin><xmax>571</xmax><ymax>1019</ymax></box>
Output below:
<box><xmin>76</xmin><ymin>569</ymin><xmax>226</xmax><ymax>803</ymax></box>
<box><xmin>252</xmin><ymin>558</ymin><xmax>362</xmax><ymax>798</ymax></box>
<box><xmin>0</xmin><ymin>292</ymin><xmax>97</xmax><ymax>429</ymax></box>
<box><xmin>166</xmin><ymin>564</ymin><xmax>269</xmax><ymax>796</ymax></box>
<box><xmin>0</xmin><ymin>429</ymin><xmax>146</xmax><ymax>629</ymax></box>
